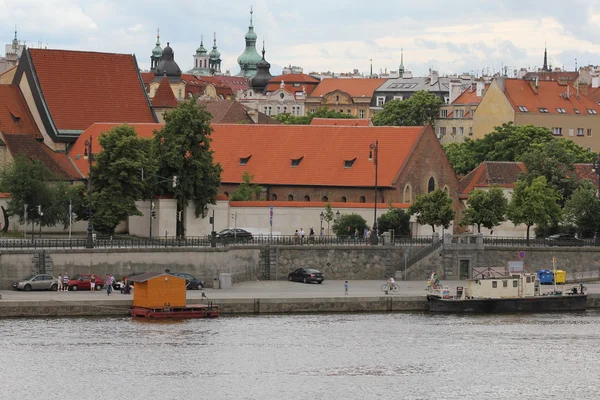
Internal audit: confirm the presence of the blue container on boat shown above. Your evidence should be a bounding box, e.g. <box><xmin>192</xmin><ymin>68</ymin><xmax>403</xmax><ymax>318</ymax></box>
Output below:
<box><xmin>537</xmin><ymin>269</ymin><xmax>554</xmax><ymax>285</ymax></box>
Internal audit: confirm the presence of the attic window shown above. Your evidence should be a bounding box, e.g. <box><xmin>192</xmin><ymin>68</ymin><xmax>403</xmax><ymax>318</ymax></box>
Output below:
<box><xmin>587</xmin><ymin>109</ymin><xmax>598</xmax><ymax>115</ymax></box>
<box><xmin>239</xmin><ymin>155</ymin><xmax>251</xmax><ymax>166</ymax></box>
<box><xmin>344</xmin><ymin>158</ymin><xmax>357</xmax><ymax>168</ymax></box>
<box><xmin>291</xmin><ymin>156</ymin><xmax>303</xmax><ymax>167</ymax></box>
<box><xmin>517</xmin><ymin>106</ymin><xmax>528</xmax><ymax>112</ymax></box>
<box><xmin>539</xmin><ymin>108</ymin><xmax>549</xmax><ymax>113</ymax></box>
<box><xmin>9</xmin><ymin>112</ymin><xmax>20</xmax><ymax>124</ymax></box>
<box><xmin>556</xmin><ymin>108</ymin><xmax>566</xmax><ymax>114</ymax></box>
<box><xmin>574</xmin><ymin>108</ymin><xmax>580</xmax><ymax>114</ymax></box>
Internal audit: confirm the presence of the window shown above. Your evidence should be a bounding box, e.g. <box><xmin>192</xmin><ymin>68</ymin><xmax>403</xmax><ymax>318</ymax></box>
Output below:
<box><xmin>492</xmin><ymin>281</ymin><xmax>498</xmax><ymax>288</ymax></box>
<box><xmin>321</xmin><ymin>196</ymin><xmax>328</xmax><ymax>202</ymax></box>
<box><xmin>271</xmin><ymin>194</ymin><xmax>278</xmax><ymax>201</ymax></box>
<box><xmin>557</xmin><ymin>108</ymin><xmax>566</xmax><ymax>114</ymax></box>
<box><xmin>438</xmin><ymin>127</ymin><xmax>446</xmax><ymax>137</ymax></box>
<box><xmin>335</xmin><ymin>95</ymin><xmax>340</xmax><ymax>102</ymax></box>
<box><xmin>293</xmin><ymin>83</ymin><xmax>300</xmax><ymax>87</ymax></box>
<box><xmin>359</xmin><ymin>196</ymin><xmax>366</xmax><ymax>203</ymax></box>
<box><xmin>376</xmin><ymin>96</ymin><xmax>386</xmax><ymax>107</ymax></box>
<box><xmin>347</xmin><ymin>109</ymin><xmax>351</xmax><ymax>115</ymax></box>
<box><xmin>440</xmin><ymin>109</ymin><xmax>448</xmax><ymax>118</ymax></box>
<box><xmin>288</xmin><ymin>194</ymin><xmax>294</xmax><ymax>201</ymax></box>
<box><xmin>178</xmin><ymin>89</ymin><xmax>183</xmax><ymax>99</ymax></box>
<box><xmin>341</xmin><ymin>196</ymin><xmax>347</xmax><ymax>202</ymax></box>
<box><xmin>239</xmin><ymin>155</ymin><xmax>251</xmax><ymax>165</ymax></box>
<box><xmin>428</xmin><ymin>177</ymin><xmax>435</xmax><ymax>193</ymax></box>
<box><xmin>587</xmin><ymin>109</ymin><xmax>598</xmax><ymax>115</ymax></box>
<box><xmin>469</xmin><ymin>127</ymin><xmax>473</xmax><ymax>136</ymax></box>
<box><xmin>359</xmin><ymin>109</ymin><xmax>365</xmax><ymax>119</ymax></box>
<box><xmin>526</xmin><ymin>277</ymin><xmax>531</xmax><ymax>283</ymax></box>
<box><xmin>451</xmin><ymin>127</ymin><xmax>457</xmax><ymax>136</ymax></box>
<box><xmin>503</xmin><ymin>280</ymin><xmax>508</xmax><ymax>288</ymax></box>
<box><xmin>459</xmin><ymin>127</ymin><xmax>464</xmax><ymax>136</ymax></box>
<box><xmin>539</xmin><ymin>107</ymin><xmax>549</xmax><ymax>113</ymax></box>
<box><xmin>552</xmin><ymin>127</ymin><xmax>562</xmax><ymax>136</ymax></box>
<box><xmin>291</xmin><ymin>156</ymin><xmax>303</xmax><ymax>167</ymax></box>
<box><xmin>444</xmin><ymin>96</ymin><xmax>450</xmax><ymax>104</ymax></box>
<box><xmin>304</xmin><ymin>195</ymin><xmax>311</xmax><ymax>202</ymax></box>
<box><xmin>393</xmin><ymin>96</ymin><xmax>403</xmax><ymax>101</ymax></box>
<box><xmin>283</xmin><ymin>106</ymin><xmax>287</xmax><ymax>113</ymax></box>
<box><xmin>454</xmin><ymin>109</ymin><xmax>464</xmax><ymax>118</ymax></box>
<box><xmin>10</xmin><ymin>112</ymin><xmax>20</xmax><ymax>124</ymax></box>
<box><xmin>403</xmin><ymin>184</ymin><xmax>412</xmax><ymax>203</ymax></box>
<box><xmin>339</xmin><ymin>109</ymin><xmax>343</xmax><ymax>113</ymax></box>
<box><xmin>577</xmin><ymin>128</ymin><xmax>584</xmax><ymax>136</ymax></box>
<box><xmin>569</xmin><ymin>128</ymin><xmax>574</xmax><ymax>137</ymax></box>
<box><xmin>574</xmin><ymin>108</ymin><xmax>580</xmax><ymax>114</ymax></box>
<box><xmin>513</xmin><ymin>280</ymin><xmax>518</xmax><ymax>288</ymax></box>
<box><xmin>344</xmin><ymin>158</ymin><xmax>356</xmax><ymax>168</ymax></box>
<box><xmin>223</xmin><ymin>191</ymin><xmax>229</xmax><ymax>198</ymax></box>
<box><xmin>588</xmin><ymin>129</ymin><xmax>593</xmax><ymax>137</ymax></box>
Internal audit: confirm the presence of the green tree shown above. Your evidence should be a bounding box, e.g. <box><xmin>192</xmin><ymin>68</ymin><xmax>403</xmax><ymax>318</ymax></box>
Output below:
<box><xmin>230</xmin><ymin>171</ymin><xmax>262</xmax><ymax>201</ymax></box>
<box><xmin>332</xmin><ymin>213</ymin><xmax>368</xmax><ymax>237</ymax></box>
<box><xmin>407</xmin><ymin>188</ymin><xmax>455</xmax><ymax>232</ymax></box>
<box><xmin>153</xmin><ymin>97</ymin><xmax>222</xmax><ymax>236</ymax></box>
<box><xmin>563</xmin><ymin>180</ymin><xmax>600</xmax><ymax>238</ymax></box>
<box><xmin>274</xmin><ymin>107</ymin><xmax>357</xmax><ymax>125</ymax></box>
<box><xmin>89</xmin><ymin>124</ymin><xmax>156</xmax><ymax>234</ymax></box>
<box><xmin>460</xmin><ymin>187</ymin><xmax>507</xmax><ymax>233</ymax></box>
<box><xmin>372</xmin><ymin>91</ymin><xmax>443</xmax><ymax>127</ymax></box>
<box><xmin>377</xmin><ymin>206</ymin><xmax>411</xmax><ymax>236</ymax></box>
<box><xmin>507</xmin><ymin>176</ymin><xmax>561</xmax><ymax>242</ymax></box>
<box><xmin>323</xmin><ymin>202</ymin><xmax>334</xmax><ymax>235</ymax></box>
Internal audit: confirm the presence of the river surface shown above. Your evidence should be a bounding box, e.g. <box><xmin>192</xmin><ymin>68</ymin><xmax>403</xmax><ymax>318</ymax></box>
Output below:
<box><xmin>1</xmin><ymin>312</ymin><xmax>599</xmax><ymax>400</ymax></box>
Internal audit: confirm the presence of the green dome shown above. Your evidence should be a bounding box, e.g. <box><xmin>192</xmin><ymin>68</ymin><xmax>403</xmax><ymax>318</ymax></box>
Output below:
<box><xmin>152</xmin><ymin>35</ymin><xmax>162</xmax><ymax>57</ymax></box>
<box><xmin>245</xmin><ymin>27</ymin><xmax>257</xmax><ymax>41</ymax></box>
<box><xmin>196</xmin><ymin>42</ymin><xmax>207</xmax><ymax>55</ymax></box>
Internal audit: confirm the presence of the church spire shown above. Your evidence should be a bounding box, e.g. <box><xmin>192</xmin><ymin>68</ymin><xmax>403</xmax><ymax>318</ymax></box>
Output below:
<box><xmin>250</xmin><ymin>6</ymin><xmax>254</xmax><ymax>27</ymax></box>
<box><xmin>399</xmin><ymin>48</ymin><xmax>405</xmax><ymax>77</ymax></box>
<box><xmin>543</xmin><ymin>43</ymin><xmax>549</xmax><ymax>72</ymax></box>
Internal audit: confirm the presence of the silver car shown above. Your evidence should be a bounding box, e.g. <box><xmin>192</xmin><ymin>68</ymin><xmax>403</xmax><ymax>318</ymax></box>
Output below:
<box><xmin>12</xmin><ymin>274</ymin><xmax>58</xmax><ymax>291</ymax></box>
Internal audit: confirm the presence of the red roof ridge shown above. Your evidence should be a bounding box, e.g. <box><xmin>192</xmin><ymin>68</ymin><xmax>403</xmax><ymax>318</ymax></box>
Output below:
<box><xmin>151</xmin><ymin>77</ymin><xmax>178</xmax><ymax>108</ymax></box>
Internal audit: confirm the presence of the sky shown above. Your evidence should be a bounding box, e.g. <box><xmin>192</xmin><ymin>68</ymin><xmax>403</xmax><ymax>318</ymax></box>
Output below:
<box><xmin>2</xmin><ymin>0</ymin><xmax>600</xmax><ymax>77</ymax></box>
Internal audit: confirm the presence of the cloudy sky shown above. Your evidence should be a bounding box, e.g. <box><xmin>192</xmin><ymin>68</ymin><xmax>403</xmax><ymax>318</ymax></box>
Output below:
<box><xmin>2</xmin><ymin>0</ymin><xmax>600</xmax><ymax>77</ymax></box>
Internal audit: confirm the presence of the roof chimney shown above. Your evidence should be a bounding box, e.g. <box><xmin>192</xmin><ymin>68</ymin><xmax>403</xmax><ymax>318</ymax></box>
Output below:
<box><xmin>476</xmin><ymin>81</ymin><xmax>484</xmax><ymax>97</ymax></box>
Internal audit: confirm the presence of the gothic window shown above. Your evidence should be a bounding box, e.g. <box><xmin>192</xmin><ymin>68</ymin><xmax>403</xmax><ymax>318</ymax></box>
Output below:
<box><xmin>304</xmin><ymin>195</ymin><xmax>311</xmax><ymax>202</ymax></box>
<box><xmin>223</xmin><ymin>191</ymin><xmax>229</xmax><ymax>198</ymax></box>
<box><xmin>288</xmin><ymin>194</ymin><xmax>294</xmax><ymax>201</ymax></box>
<box><xmin>341</xmin><ymin>196</ymin><xmax>347</xmax><ymax>203</ymax></box>
<box><xmin>403</xmin><ymin>184</ymin><xmax>412</xmax><ymax>203</ymax></box>
<box><xmin>322</xmin><ymin>196</ymin><xmax>328</xmax><ymax>202</ymax></box>
<box><xmin>428</xmin><ymin>177</ymin><xmax>435</xmax><ymax>193</ymax></box>
<box><xmin>359</xmin><ymin>196</ymin><xmax>366</xmax><ymax>203</ymax></box>
<box><xmin>271</xmin><ymin>193</ymin><xmax>278</xmax><ymax>201</ymax></box>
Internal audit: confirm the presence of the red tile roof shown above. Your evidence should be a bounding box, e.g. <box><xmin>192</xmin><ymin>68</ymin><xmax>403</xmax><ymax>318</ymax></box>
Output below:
<box><xmin>140</xmin><ymin>72</ymin><xmax>154</xmax><ymax>86</ymax></box>
<box><xmin>208</xmin><ymin>76</ymin><xmax>249</xmax><ymax>93</ymax></box>
<box><xmin>73</xmin><ymin>123</ymin><xmax>427</xmax><ymax>187</ymax></box>
<box><xmin>310</xmin><ymin>118</ymin><xmax>371</xmax><ymax>126</ymax></box>
<box><xmin>522</xmin><ymin>71</ymin><xmax>579</xmax><ymax>82</ymax></box>
<box><xmin>585</xmin><ymin>86</ymin><xmax>600</xmax><ymax>104</ymax></box>
<box><xmin>503</xmin><ymin>79</ymin><xmax>599</xmax><ymax>115</ymax></box>
<box><xmin>0</xmin><ymin>85</ymin><xmax>42</xmax><ymax>137</ymax></box>
<box><xmin>27</xmin><ymin>49</ymin><xmax>156</xmax><ymax>131</ymax></box>
<box><xmin>266</xmin><ymin>73</ymin><xmax>320</xmax><ymax>96</ymax></box>
<box><xmin>194</xmin><ymin>76</ymin><xmax>235</xmax><ymax>98</ymax></box>
<box><xmin>2</xmin><ymin>133</ymin><xmax>81</xmax><ymax>179</ymax></box>
<box><xmin>199</xmin><ymin>100</ymin><xmax>256</xmax><ymax>124</ymax></box>
<box><xmin>309</xmin><ymin>78</ymin><xmax>387</xmax><ymax>98</ymax></box>
<box><xmin>151</xmin><ymin>77</ymin><xmax>178</xmax><ymax>108</ymax></box>
<box><xmin>452</xmin><ymin>83</ymin><xmax>488</xmax><ymax>105</ymax></box>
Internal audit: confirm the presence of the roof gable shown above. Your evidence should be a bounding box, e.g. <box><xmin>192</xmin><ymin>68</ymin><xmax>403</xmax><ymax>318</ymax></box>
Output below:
<box><xmin>309</xmin><ymin>78</ymin><xmax>387</xmax><ymax>98</ymax></box>
<box><xmin>151</xmin><ymin>77</ymin><xmax>178</xmax><ymax>108</ymax></box>
<box><xmin>0</xmin><ymin>85</ymin><xmax>42</xmax><ymax>137</ymax></box>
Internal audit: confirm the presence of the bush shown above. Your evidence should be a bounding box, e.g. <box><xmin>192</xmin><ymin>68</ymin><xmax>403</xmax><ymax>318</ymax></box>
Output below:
<box><xmin>332</xmin><ymin>214</ymin><xmax>368</xmax><ymax>237</ymax></box>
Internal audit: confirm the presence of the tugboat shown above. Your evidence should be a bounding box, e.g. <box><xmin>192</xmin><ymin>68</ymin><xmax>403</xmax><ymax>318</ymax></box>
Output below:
<box><xmin>427</xmin><ymin>269</ymin><xmax>587</xmax><ymax>313</ymax></box>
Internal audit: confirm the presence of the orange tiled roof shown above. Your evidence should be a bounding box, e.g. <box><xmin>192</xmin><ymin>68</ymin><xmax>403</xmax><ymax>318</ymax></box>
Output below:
<box><xmin>140</xmin><ymin>72</ymin><xmax>155</xmax><ymax>86</ymax></box>
<box><xmin>27</xmin><ymin>49</ymin><xmax>156</xmax><ymax>131</ymax></box>
<box><xmin>209</xmin><ymin>76</ymin><xmax>249</xmax><ymax>93</ymax></box>
<box><xmin>2</xmin><ymin>133</ymin><xmax>82</xmax><ymax>180</ymax></box>
<box><xmin>72</xmin><ymin>123</ymin><xmax>427</xmax><ymax>187</ymax></box>
<box><xmin>266</xmin><ymin>73</ymin><xmax>320</xmax><ymax>96</ymax></box>
<box><xmin>586</xmin><ymin>86</ymin><xmax>600</xmax><ymax>104</ymax></box>
<box><xmin>503</xmin><ymin>79</ymin><xmax>599</xmax><ymax>115</ymax></box>
<box><xmin>309</xmin><ymin>78</ymin><xmax>387</xmax><ymax>98</ymax></box>
<box><xmin>452</xmin><ymin>83</ymin><xmax>489</xmax><ymax>105</ymax></box>
<box><xmin>151</xmin><ymin>77</ymin><xmax>178</xmax><ymax>108</ymax></box>
<box><xmin>310</xmin><ymin>118</ymin><xmax>371</xmax><ymax>126</ymax></box>
<box><xmin>0</xmin><ymin>85</ymin><xmax>42</xmax><ymax>137</ymax></box>
<box><xmin>230</xmin><ymin>201</ymin><xmax>410</xmax><ymax>209</ymax></box>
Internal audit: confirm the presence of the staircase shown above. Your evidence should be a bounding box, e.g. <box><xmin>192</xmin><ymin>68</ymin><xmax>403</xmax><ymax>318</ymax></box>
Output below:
<box><xmin>397</xmin><ymin>239</ymin><xmax>443</xmax><ymax>279</ymax></box>
<box><xmin>32</xmin><ymin>251</ymin><xmax>53</xmax><ymax>275</ymax></box>
<box><xmin>259</xmin><ymin>247</ymin><xmax>279</xmax><ymax>280</ymax></box>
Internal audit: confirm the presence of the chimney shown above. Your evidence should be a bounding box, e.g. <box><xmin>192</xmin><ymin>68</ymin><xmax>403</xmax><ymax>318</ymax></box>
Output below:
<box><xmin>476</xmin><ymin>81</ymin><xmax>484</xmax><ymax>97</ymax></box>
<box><xmin>579</xmin><ymin>82</ymin><xmax>588</xmax><ymax>96</ymax></box>
<box><xmin>593</xmin><ymin>76</ymin><xmax>600</xmax><ymax>89</ymax></box>
<box><xmin>449</xmin><ymin>80</ymin><xmax>463</xmax><ymax>104</ymax></box>
<box><xmin>430</xmin><ymin>70</ymin><xmax>439</xmax><ymax>85</ymax></box>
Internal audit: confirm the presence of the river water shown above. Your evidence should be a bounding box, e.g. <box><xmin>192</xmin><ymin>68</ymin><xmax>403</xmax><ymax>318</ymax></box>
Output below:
<box><xmin>1</xmin><ymin>312</ymin><xmax>599</xmax><ymax>400</ymax></box>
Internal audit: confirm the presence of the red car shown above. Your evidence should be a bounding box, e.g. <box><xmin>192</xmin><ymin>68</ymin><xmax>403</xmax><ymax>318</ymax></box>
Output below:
<box><xmin>66</xmin><ymin>274</ymin><xmax>105</xmax><ymax>291</ymax></box>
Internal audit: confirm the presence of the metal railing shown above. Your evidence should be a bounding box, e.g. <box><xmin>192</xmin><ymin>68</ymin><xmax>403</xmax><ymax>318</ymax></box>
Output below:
<box><xmin>483</xmin><ymin>236</ymin><xmax>596</xmax><ymax>247</ymax></box>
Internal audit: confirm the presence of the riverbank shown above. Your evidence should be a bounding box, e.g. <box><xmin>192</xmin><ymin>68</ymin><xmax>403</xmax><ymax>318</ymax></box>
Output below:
<box><xmin>1</xmin><ymin>280</ymin><xmax>600</xmax><ymax>317</ymax></box>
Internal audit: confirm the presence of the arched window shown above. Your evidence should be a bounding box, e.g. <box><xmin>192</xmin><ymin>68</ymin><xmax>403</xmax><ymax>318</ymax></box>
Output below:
<box><xmin>223</xmin><ymin>191</ymin><xmax>229</xmax><ymax>198</ymax></box>
<box><xmin>443</xmin><ymin>185</ymin><xmax>449</xmax><ymax>194</ymax></box>
<box><xmin>321</xmin><ymin>196</ymin><xmax>328</xmax><ymax>202</ymax></box>
<box><xmin>336</xmin><ymin>95</ymin><xmax>340</xmax><ymax>102</ymax></box>
<box><xmin>359</xmin><ymin>196</ymin><xmax>366</xmax><ymax>203</ymax></box>
<box><xmin>428</xmin><ymin>177</ymin><xmax>436</xmax><ymax>193</ymax></box>
<box><xmin>304</xmin><ymin>195</ymin><xmax>311</xmax><ymax>202</ymax></box>
<box><xmin>341</xmin><ymin>196</ymin><xmax>347</xmax><ymax>203</ymax></box>
<box><xmin>403</xmin><ymin>184</ymin><xmax>412</xmax><ymax>203</ymax></box>
<box><xmin>288</xmin><ymin>194</ymin><xmax>294</xmax><ymax>201</ymax></box>
<box><xmin>271</xmin><ymin>193</ymin><xmax>278</xmax><ymax>201</ymax></box>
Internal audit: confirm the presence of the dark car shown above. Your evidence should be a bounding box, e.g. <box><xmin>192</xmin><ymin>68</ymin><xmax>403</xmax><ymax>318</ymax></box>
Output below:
<box><xmin>173</xmin><ymin>273</ymin><xmax>205</xmax><ymax>290</ymax></box>
<box><xmin>545</xmin><ymin>234</ymin><xmax>584</xmax><ymax>247</ymax></box>
<box><xmin>216</xmin><ymin>229</ymin><xmax>253</xmax><ymax>241</ymax></box>
<box><xmin>288</xmin><ymin>268</ymin><xmax>325</xmax><ymax>284</ymax></box>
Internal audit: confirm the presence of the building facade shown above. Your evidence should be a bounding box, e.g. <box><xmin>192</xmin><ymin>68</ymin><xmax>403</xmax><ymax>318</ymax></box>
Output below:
<box><xmin>436</xmin><ymin>82</ymin><xmax>488</xmax><ymax>144</ymax></box>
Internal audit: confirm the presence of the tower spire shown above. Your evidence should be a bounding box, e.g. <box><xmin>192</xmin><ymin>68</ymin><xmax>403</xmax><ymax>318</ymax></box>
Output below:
<box><xmin>543</xmin><ymin>43</ymin><xmax>549</xmax><ymax>72</ymax></box>
<box><xmin>213</xmin><ymin>31</ymin><xmax>217</xmax><ymax>47</ymax></box>
<box><xmin>399</xmin><ymin>48</ymin><xmax>405</xmax><ymax>78</ymax></box>
<box><xmin>250</xmin><ymin>6</ymin><xmax>253</xmax><ymax>27</ymax></box>
<box><xmin>262</xmin><ymin>40</ymin><xmax>265</xmax><ymax>58</ymax></box>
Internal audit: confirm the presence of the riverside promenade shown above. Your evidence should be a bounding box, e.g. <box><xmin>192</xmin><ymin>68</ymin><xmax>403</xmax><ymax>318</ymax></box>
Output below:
<box><xmin>1</xmin><ymin>280</ymin><xmax>600</xmax><ymax>317</ymax></box>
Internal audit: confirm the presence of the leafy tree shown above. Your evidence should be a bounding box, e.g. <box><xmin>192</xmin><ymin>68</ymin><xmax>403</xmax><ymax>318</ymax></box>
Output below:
<box><xmin>507</xmin><ymin>176</ymin><xmax>561</xmax><ymax>242</ymax></box>
<box><xmin>563</xmin><ymin>180</ymin><xmax>600</xmax><ymax>238</ymax></box>
<box><xmin>377</xmin><ymin>206</ymin><xmax>411</xmax><ymax>236</ymax></box>
<box><xmin>407</xmin><ymin>188</ymin><xmax>455</xmax><ymax>232</ymax></box>
<box><xmin>323</xmin><ymin>202</ymin><xmax>334</xmax><ymax>235</ymax></box>
<box><xmin>372</xmin><ymin>91</ymin><xmax>443</xmax><ymax>127</ymax></box>
<box><xmin>153</xmin><ymin>97</ymin><xmax>222</xmax><ymax>236</ymax></box>
<box><xmin>230</xmin><ymin>171</ymin><xmax>262</xmax><ymax>201</ymax></box>
<box><xmin>460</xmin><ymin>187</ymin><xmax>507</xmax><ymax>233</ymax></box>
<box><xmin>273</xmin><ymin>107</ymin><xmax>357</xmax><ymax>125</ymax></box>
<box><xmin>89</xmin><ymin>124</ymin><xmax>156</xmax><ymax>234</ymax></box>
<box><xmin>332</xmin><ymin>213</ymin><xmax>368</xmax><ymax>237</ymax></box>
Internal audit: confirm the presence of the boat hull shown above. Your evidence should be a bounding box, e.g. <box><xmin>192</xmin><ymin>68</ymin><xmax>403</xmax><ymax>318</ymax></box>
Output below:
<box><xmin>131</xmin><ymin>305</ymin><xmax>220</xmax><ymax>319</ymax></box>
<box><xmin>427</xmin><ymin>295</ymin><xmax>587</xmax><ymax>313</ymax></box>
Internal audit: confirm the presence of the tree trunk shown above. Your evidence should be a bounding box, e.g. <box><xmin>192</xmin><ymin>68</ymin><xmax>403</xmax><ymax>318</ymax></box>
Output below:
<box><xmin>526</xmin><ymin>225</ymin><xmax>531</xmax><ymax>245</ymax></box>
<box><xmin>0</xmin><ymin>206</ymin><xmax>8</xmax><ymax>233</ymax></box>
<box><xmin>477</xmin><ymin>224</ymin><xmax>481</xmax><ymax>233</ymax></box>
<box><xmin>431</xmin><ymin>225</ymin><xmax>436</xmax><ymax>233</ymax></box>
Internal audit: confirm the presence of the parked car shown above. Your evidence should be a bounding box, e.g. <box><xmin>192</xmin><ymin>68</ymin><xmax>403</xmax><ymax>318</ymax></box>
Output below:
<box><xmin>288</xmin><ymin>268</ymin><xmax>325</xmax><ymax>284</ymax></box>
<box><xmin>66</xmin><ymin>274</ymin><xmax>104</xmax><ymax>291</ymax></box>
<box><xmin>545</xmin><ymin>234</ymin><xmax>584</xmax><ymax>247</ymax></box>
<box><xmin>173</xmin><ymin>273</ymin><xmax>204</xmax><ymax>290</ymax></box>
<box><xmin>216</xmin><ymin>229</ymin><xmax>253</xmax><ymax>241</ymax></box>
<box><xmin>12</xmin><ymin>274</ymin><xmax>58</xmax><ymax>291</ymax></box>
<box><xmin>113</xmin><ymin>272</ymin><xmax>145</xmax><ymax>291</ymax></box>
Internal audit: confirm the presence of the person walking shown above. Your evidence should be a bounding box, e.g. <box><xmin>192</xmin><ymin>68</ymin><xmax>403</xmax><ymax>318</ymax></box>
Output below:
<box><xmin>106</xmin><ymin>274</ymin><xmax>114</xmax><ymax>295</ymax></box>
<box><xmin>62</xmin><ymin>273</ymin><xmax>69</xmax><ymax>292</ymax></box>
<box><xmin>90</xmin><ymin>274</ymin><xmax>96</xmax><ymax>292</ymax></box>
<box><xmin>344</xmin><ymin>281</ymin><xmax>349</xmax><ymax>295</ymax></box>
<box><xmin>57</xmin><ymin>273</ymin><xmax>63</xmax><ymax>292</ymax></box>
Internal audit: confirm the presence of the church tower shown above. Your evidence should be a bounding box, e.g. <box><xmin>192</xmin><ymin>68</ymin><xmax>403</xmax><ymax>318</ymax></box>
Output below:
<box><xmin>237</xmin><ymin>7</ymin><xmax>262</xmax><ymax>77</ymax></box>
<box><xmin>150</xmin><ymin>29</ymin><xmax>163</xmax><ymax>70</ymax></box>
<box><xmin>209</xmin><ymin>33</ymin><xmax>222</xmax><ymax>75</ymax></box>
<box><xmin>188</xmin><ymin>35</ymin><xmax>211</xmax><ymax>76</ymax></box>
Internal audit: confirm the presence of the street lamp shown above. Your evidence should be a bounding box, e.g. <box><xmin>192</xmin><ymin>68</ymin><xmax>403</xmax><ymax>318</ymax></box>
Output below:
<box><xmin>369</xmin><ymin>140</ymin><xmax>379</xmax><ymax>245</ymax></box>
<box><xmin>319</xmin><ymin>211</ymin><xmax>324</xmax><ymax>234</ymax></box>
<box><xmin>335</xmin><ymin>210</ymin><xmax>340</xmax><ymax>221</ymax></box>
<box><xmin>83</xmin><ymin>139</ymin><xmax>94</xmax><ymax>249</ymax></box>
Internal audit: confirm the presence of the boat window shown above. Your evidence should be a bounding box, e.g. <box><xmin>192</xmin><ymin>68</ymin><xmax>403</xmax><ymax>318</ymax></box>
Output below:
<box><xmin>492</xmin><ymin>281</ymin><xmax>498</xmax><ymax>288</ymax></box>
<box><xmin>503</xmin><ymin>280</ymin><xmax>508</xmax><ymax>288</ymax></box>
<box><xmin>513</xmin><ymin>280</ymin><xmax>518</xmax><ymax>287</ymax></box>
<box><xmin>526</xmin><ymin>277</ymin><xmax>531</xmax><ymax>283</ymax></box>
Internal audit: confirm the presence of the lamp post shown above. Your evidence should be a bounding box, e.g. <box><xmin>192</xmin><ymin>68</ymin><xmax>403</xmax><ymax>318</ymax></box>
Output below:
<box><xmin>319</xmin><ymin>211</ymin><xmax>324</xmax><ymax>234</ymax></box>
<box><xmin>83</xmin><ymin>139</ymin><xmax>94</xmax><ymax>249</ymax></box>
<box><xmin>369</xmin><ymin>140</ymin><xmax>379</xmax><ymax>245</ymax></box>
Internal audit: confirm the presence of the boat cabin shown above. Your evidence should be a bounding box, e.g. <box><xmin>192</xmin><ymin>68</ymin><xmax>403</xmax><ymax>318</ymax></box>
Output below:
<box><xmin>128</xmin><ymin>272</ymin><xmax>186</xmax><ymax>309</ymax></box>
<box><xmin>461</xmin><ymin>273</ymin><xmax>539</xmax><ymax>299</ymax></box>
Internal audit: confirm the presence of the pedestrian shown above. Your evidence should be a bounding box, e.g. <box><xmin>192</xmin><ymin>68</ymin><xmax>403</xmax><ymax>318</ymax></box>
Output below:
<box><xmin>354</xmin><ymin>228</ymin><xmax>359</xmax><ymax>239</ymax></box>
<box><xmin>90</xmin><ymin>274</ymin><xmax>96</xmax><ymax>292</ymax></box>
<box><xmin>344</xmin><ymin>281</ymin><xmax>349</xmax><ymax>295</ymax></box>
<box><xmin>294</xmin><ymin>229</ymin><xmax>299</xmax><ymax>245</ymax></box>
<box><xmin>106</xmin><ymin>274</ymin><xmax>113</xmax><ymax>295</ymax></box>
<box><xmin>62</xmin><ymin>272</ymin><xmax>69</xmax><ymax>292</ymax></box>
<box><xmin>300</xmin><ymin>228</ymin><xmax>305</xmax><ymax>238</ymax></box>
<box><xmin>309</xmin><ymin>227</ymin><xmax>315</xmax><ymax>237</ymax></box>
<box><xmin>363</xmin><ymin>228</ymin><xmax>369</xmax><ymax>240</ymax></box>
<box><xmin>57</xmin><ymin>273</ymin><xmax>63</xmax><ymax>292</ymax></box>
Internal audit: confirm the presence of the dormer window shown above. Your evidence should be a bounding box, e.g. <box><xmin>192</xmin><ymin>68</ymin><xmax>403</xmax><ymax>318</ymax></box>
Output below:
<box><xmin>239</xmin><ymin>155</ymin><xmax>251</xmax><ymax>166</ymax></box>
<box><xmin>587</xmin><ymin>109</ymin><xmax>598</xmax><ymax>115</ymax></box>
<box><xmin>9</xmin><ymin>111</ymin><xmax>20</xmax><ymax>124</ymax></box>
<box><xmin>574</xmin><ymin>108</ymin><xmax>580</xmax><ymax>114</ymax></box>
<box><xmin>517</xmin><ymin>106</ymin><xmax>528</xmax><ymax>112</ymax></box>
<box><xmin>556</xmin><ymin>108</ymin><xmax>566</xmax><ymax>114</ymax></box>
<box><xmin>291</xmin><ymin>156</ymin><xmax>303</xmax><ymax>167</ymax></box>
<box><xmin>344</xmin><ymin>158</ymin><xmax>357</xmax><ymax>168</ymax></box>
<box><xmin>539</xmin><ymin>108</ymin><xmax>549</xmax><ymax>113</ymax></box>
